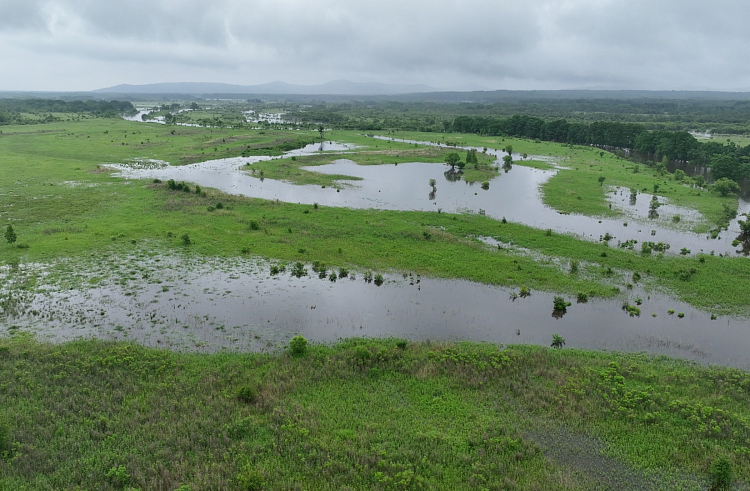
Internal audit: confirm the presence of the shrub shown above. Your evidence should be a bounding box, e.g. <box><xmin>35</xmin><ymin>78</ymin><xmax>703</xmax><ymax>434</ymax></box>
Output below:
<box><xmin>236</xmin><ymin>464</ymin><xmax>265</xmax><ymax>491</ymax></box>
<box><xmin>338</xmin><ymin>268</ymin><xmax>349</xmax><ymax>278</ymax></box>
<box><xmin>354</xmin><ymin>345</ymin><xmax>371</xmax><ymax>364</ymax></box>
<box><xmin>105</xmin><ymin>465</ymin><xmax>130</xmax><ymax>488</ymax></box>
<box><xmin>363</xmin><ymin>271</ymin><xmax>373</xmax><ymax>283</ymax></box>
<box><xmin>481</xmin><ymin>181</ymin><xmax>490</xmax><ymax>190</ymax></box>
<box><xmin>551</xmin><ymin>333</ymin><xmax>565</xmax><ymax>349</ymax></box>
<box><xmin>215</xmin><ymin>202</ymin><xmax>224</xmax><ymax>209</ymax></box>
<box><xmin>678</xmin><ymin>312</ymin><xmax>685</xmax><ymax>318</ymax></box>
<box><xmin>0</xmin><ymin>419</ymin><xmax>9</xmax><ymax>452</ymax></box>
<box><xmin>373</xmin><ymin>274</ymin><xmax>384</xmax><ymax>286</ymax></box>
<box><xmin>291</xmin><ymin>262</ymin><xmax>307</xmax><ymax>278</ymax></box>
<box><xmin>328</xmin><ymin>272</ymin><xmax>337</xmax><ymax>282</ymax></box>
<box><xmin>553</xmin><ymin>296</ymin><xmax>568</xmax><ymax>311</ymax></box>
<box><xmin>289</xmin><ymin>335</ymin><xmax>308</xmax><ymax>355</ymax></box>
<box><xmin>249</xmin><ymin>220</ymin><xmax>260</xmax><ymax>230</ymax></box>
<box><xmin>270</xmin><ymin>265</ymin><xmax>280</xmax><ymax>275</ymax></box>
<box><xmin>5</xmin><ymin>225</ymin><xmax>16</xmax><ymax>244</ymax></box>
<box><xmin>576</xmin><ymin>292</ymin><xmax>588</xmax><ymax>303</ymax></box>
<box><xmin>569</xmin><ymin>259</ymin><xmax>579</xmax><ymax>274</ymax></box>
<box><xmin>237</xmin><ymin>385</ymin><xmax>258</xmax><ymax>404</ymax></box>
<box><xmin>181</xmin><ymin>233</ymin><xmax>191</xmax><ymax>245</ymax></box>
<box><xmin>519</xmin><ymin>286</ymin><xmax>531</xmax><ymax>297</ymax></box>
<box><xmin>395</xmin><ymin>340</ymin><xmax>408</xmax><ymax>349</ymax></box>
<box><xmin>709</xmin><ymin>457</ymin><xmax>733</xmax><ymax>491</ymax></box>
<box><xmin>195</xmin><ymin>185</ymin><xmax>201</xmax><ymax>194</ymax></box>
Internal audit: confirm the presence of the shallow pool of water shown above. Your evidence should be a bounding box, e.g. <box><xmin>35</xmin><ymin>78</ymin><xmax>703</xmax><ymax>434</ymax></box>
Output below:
<box><xmin>1</xmin><ymin>254</ymin><xmax>746</xmax><ymax>367</ymax></box>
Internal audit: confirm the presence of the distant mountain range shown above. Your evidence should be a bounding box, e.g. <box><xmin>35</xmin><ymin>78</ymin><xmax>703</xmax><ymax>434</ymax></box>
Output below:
<box><xmin>93</xmin><ymin>80</ymin><xmax>456</xmax><ymax>96</ymax></box>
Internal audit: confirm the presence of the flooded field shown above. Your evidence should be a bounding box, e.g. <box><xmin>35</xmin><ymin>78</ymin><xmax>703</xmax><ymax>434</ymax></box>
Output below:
<box><xmin>1</xmin><ymin>252</ymin><xmax>745</xmax><ymax>367</ymax></box>
<box><xmin>109</xmin><ymin>141</ymin><xmax>750</xmax><ymax>255</ymax></box>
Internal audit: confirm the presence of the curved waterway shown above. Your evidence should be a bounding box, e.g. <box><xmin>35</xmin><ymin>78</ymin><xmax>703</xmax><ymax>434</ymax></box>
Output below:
<box><xmin>1</xmin><ymin>254</ymin><xmax>746</xmax><ymax>368</ymax></box>
<box><xmin>109</xmin><ymin>140</ymin><xmax>750</xmax><ymax>255</ymax></box>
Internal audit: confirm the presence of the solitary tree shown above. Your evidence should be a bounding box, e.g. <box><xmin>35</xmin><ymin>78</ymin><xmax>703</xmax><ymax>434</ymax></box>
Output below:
<box><xmin>504</xmin><ymin>144</ymin><xmax>513</xmax><ymax>155</ymax></box>
<box><xmin>444</xmin><ymin>152</ymin><xmax>461</xmax><ymax>170</ymax></box>
<box><xmin>598</xmin><ymin>176</ymin><xmax>606</xmax><ymax>186</ymax></box>
<box><xmin>5</xmin><ymin>225</ymin><xmax>16</xmax><ymax>244</ymax></box>
<box><xmin>714</xmin><ymin>177</ymin><xmax>740</xmax><ymax>196</ymax></box>
<box><xmin>317</xmin><ymin>124</ymin><xmax>325</xmax><ymax>140</ymax></box>
<box><xmin>466</xmin><ymin>149</ymin><xmax>478</xmax><ymax>165</ymax></box>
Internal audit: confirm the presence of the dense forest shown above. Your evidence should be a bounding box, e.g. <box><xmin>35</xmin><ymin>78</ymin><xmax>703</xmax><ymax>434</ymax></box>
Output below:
<box><xmin>0</xmin><ymin>99</ymin><xmax>136</xmax><ymax>125</ymax></box>
<box><xmin>283</xmin><ymin>98</ymin><xmax>750</xmax><ymax>134</ymax></box>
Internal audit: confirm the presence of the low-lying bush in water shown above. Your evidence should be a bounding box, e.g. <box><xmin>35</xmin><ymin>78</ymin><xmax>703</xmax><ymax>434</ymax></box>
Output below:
<box><xmin>291</xmin><ymin>262</ymin><xmax>307</xmax><ymax>278</ymax></box>
<box><xmin>373</xmin><ymin>274</ymin><xmax>384</xmax><ymax>286</ymax></box>
<box><xmin>553</xmin><ymin>296</ymin><xmax>569</xmax><ymax>312</ymax></box>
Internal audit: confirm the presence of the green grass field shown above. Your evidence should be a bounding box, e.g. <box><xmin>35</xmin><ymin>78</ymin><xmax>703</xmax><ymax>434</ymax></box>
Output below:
<box><xmin>1</xmin><ymin>336</ymin><xmax>748</xmax><ymax>490</ymax></box>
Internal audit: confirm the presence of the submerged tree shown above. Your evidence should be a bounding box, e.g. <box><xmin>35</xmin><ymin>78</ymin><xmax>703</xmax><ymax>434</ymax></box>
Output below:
<box><xmin>444</xmin><ymin>152</ymin><xmax>461</xmax><ymax>170</ymax></box>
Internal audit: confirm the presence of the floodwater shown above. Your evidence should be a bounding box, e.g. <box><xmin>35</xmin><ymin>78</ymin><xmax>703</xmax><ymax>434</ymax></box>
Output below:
<box><xmin>108</xmin><ymin>141</ymin><xmax>750</xmax><ymax>255</ymax></box>
<box><xmin>1</xmin><ymin>254</ymin><xmax>747</xmax><ymax>368</ymax></box>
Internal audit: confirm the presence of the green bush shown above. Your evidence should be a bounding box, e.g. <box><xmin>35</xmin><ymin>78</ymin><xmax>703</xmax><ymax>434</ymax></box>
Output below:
<box><xmin>105</xmin><ymin>465</ymin><xmax>130</xmax><ymax>488</ymax></box>
<box><xmin>0</xmin><ymin>419</ymin><xmax>9</xmax><ymax>452</ymax></box>
<box><xmin>237</xmin><ymin>385</ymin><xmax>258</xmax><ymax>404</ymax></box>
<box><xmin>373</xmin><ymin>274</ymin><xmax>384</xmax><ymax>286</ymax></box>
<box><xmin>249</xmin><ymin>220</ymin><xmax>260</xmax><ymax>230</ymax></box>
<box><xmin>553</xmin><ymin>296</ymin><xmax>568</xmax><ymax>311</ymax></box>
<box><xmin>289</xmin><ymin>335</ymin><xmax>308</xmax><ymax>356</ymax></box>
<box><xmin>181</xmin><ymin>233</ymin><xmax>191</xmax><ymax>246</ymax></box>
<box><xmin>709</xmin><ymin>457</ymin><xmax>733</xmax><ymax>490</ymax></box>
<box><xmin>551</xmin><ymin>333</ymin><xmax>565</xmax><ymax>349</ymax></box>
<box><xmin>236</xmin><ymin>464</ymin><xmax>265</xmax><ymax>491</ymax></box>
<box><xmin>5</xmin><ymin>225</ymin><xmax>16</xmax><ymax>244</ymax></box>
<box><xmin>354</xmin><ymin>345</ymin><xmax>371</xmax><ymax>364</ymax></box>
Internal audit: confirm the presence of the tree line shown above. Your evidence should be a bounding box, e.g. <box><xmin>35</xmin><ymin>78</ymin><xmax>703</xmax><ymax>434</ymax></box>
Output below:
<box><xmin>0</xmin><ymin>99</ymin><xmax>136</xmax><ymax>125</ymax></box>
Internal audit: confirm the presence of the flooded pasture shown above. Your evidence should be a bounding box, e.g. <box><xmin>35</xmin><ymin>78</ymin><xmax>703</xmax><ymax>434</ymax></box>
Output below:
<box><xmin>1</xmin><ymin>252</ymin><xmax>747</xmax><ymax>367</ymax></box>
<box><xmin>109</xmin><ymin>140</ymin><xmax>750</xmax><ymax>256</ymax></box>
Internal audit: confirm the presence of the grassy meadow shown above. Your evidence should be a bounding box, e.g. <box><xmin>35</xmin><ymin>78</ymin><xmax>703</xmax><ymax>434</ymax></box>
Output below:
<box><xmin>2</xmin><ymin>335</ymin><xmax>749</xmax><ymax>490</ymax></box>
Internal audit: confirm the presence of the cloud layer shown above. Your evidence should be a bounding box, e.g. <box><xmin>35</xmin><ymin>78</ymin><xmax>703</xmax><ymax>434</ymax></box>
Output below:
<box><xmin>2</xmin><ymin>0</ymin><xmax>749</xmax><ymax>91</ymax></box>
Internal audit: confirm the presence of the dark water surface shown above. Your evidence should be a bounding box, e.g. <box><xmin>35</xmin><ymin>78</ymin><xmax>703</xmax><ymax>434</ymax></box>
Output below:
<box><xmin>1</xmin><ymin>254</ymin><xmax>747</xmax><ymax>367</ymax></box>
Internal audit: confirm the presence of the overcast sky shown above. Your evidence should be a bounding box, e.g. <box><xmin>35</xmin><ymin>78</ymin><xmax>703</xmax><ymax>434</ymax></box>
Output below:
<box><xmin>1</xmin><ymin>0</ymin><xmax>749</xmax><ymax>92</ymax></box>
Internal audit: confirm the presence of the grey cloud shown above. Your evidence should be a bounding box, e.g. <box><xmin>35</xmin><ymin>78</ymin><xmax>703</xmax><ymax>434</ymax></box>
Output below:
<box><xmin>0</xmin><ymin>0</ymin><xmax>749</xmax><ymax>91</ymax></box>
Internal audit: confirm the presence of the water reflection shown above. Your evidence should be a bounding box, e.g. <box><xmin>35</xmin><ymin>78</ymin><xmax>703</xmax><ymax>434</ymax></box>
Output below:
<box><xmin>3</xmin><ymin>255</ymin><xmax>749</xmax><ymax>368</ymax></box>
<box><xmin>108</xmin><ymin>140</ymin><xmax>750</xmax><ymax>255</ymax></box>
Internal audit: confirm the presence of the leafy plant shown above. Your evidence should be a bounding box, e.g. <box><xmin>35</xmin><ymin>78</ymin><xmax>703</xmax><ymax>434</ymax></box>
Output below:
<box><xmin>708</xmin><ymin>457</ymin><xmax>733</xmax><ymax>491</ymax></box>
<box><xmin>576</xmin><ymin>292</ymin><xmax>588</xmax><ymax>303</ymax></box>
<box><xmin>236</xmin><ymin>464</ymin><xmax>265</xmax><ymax>491</ymax></box>
<box><xmin>237</xmin><ymin>385</ymin><xmax>258</xmax><ymax>404</ymax></box>
<box><xmin>181</xmin><ymin>233</ymin><xmax>191</xmax><ymax>245</ymax></box>
<box><xmin>551</xmin><ymin>333</ymin><xmax>565</xmax><ymax>349</ymax></box>
<box><xmin>289</xmin><ymin>335</ymin><xmax>308</xmax><ymax>355</ymax></box>
<box><xmin>105</xmin><ymin>465</ymin><xmax>130</xmax><ymax>488</ymax></box>
<box><xmin>553</xmin><ymin>296</ymin><xmax>569</xmax><ymax>312</ymax></box>
<box><xmin>373</xmin><ymin>274</ymin><xmax>384</xmax><ymax>286</ymax></box>
<box><xmin>291</xmin><ymin>262</ymin><xmax>307</xmax><ymax>278</ymax></box>
<box><xmin>5</xmin><ymin>225</ymin><xmax>16</xmax><ymax>244</ymax></box>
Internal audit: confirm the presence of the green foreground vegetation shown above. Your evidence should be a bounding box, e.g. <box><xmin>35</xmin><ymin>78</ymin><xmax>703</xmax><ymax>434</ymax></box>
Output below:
<box><xmin>1</xmin><ymin>336</ymin><xmax>749</xmax><ymax>490</ymax></box>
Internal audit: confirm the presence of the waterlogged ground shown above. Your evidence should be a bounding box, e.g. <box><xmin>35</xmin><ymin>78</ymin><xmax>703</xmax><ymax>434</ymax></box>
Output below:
<box><xmin>1</xmin><ymin>251</ymin><xmax>747</xmax><ymax>367</ymax></box>
<box><xmin>109</xmin><ymin>140</ymin><xmax>750</xmax><ymax>256</ymax></box>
